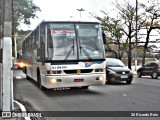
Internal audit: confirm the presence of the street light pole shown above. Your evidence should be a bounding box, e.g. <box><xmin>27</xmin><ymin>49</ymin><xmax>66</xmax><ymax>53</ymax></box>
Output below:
<box><xmin>77</xmin><ymin>8</ymin><xmax>85</xmax><ymax>19</ymax></box>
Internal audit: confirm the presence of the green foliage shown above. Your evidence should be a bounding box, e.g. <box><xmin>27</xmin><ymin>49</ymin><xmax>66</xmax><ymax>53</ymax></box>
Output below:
<box><xmin>137</xmin><ymin>0</ymin><xmax>160</xmax><ymax>65</ymax></box>
<box><xmin>12</xmin><ymin>0</ymin><xmax>40</xmax><ymax>57</ymax></box>
<box><xmin>13</xmin><ymin>0</ymin><xmax>41</xmax><ymax>27</ymax></box>
<box><xmin>90</xmin><ymin>9</ymin><xmax>126</xmax><ymax>60</ymax></box>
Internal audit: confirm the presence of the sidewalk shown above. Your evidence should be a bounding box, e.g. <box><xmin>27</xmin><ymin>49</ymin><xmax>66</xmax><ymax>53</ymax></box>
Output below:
<box><xmin>132</xmin><ymin>70</ymin><xmax>137</xmax><ymax>75</ymax></box>
<box><xmin>131</xmin><ymin>65</ymin><xmax>140</xmax><ymax>75</ymax></box>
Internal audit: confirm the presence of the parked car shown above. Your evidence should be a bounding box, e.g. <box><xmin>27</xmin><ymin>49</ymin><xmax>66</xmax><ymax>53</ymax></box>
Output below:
<box><xmin>137</xmin><ymin>61</ymin><xmax>160</xmax><ymax>79</ymax></box>
<box><xmin>106</xmin><ymin>58</ymin><xmax>133</xmax><ymax>84</ymax></box>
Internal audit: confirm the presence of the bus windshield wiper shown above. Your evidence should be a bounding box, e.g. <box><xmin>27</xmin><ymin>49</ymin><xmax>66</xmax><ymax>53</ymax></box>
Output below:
<box><xmin>64</xmin><ymin>46</ymin><xmax>74</xmax><ymax>60</ymax></box>
<box><xmin>80</xmin><ymin>46</ymin><xmax>92</xmax><ymax>59</ymax></box>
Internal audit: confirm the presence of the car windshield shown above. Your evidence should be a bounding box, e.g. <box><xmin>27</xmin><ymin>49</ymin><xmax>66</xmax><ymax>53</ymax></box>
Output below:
<box><xmin>106</xmin><ymin>59</ymin><xmax>125</xmax><ymax>67</ymax></box>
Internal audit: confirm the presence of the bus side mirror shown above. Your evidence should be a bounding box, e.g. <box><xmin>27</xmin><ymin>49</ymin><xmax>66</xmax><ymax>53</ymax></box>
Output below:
<box><xmin>102</xmin><ymin>32</ymin><xmax>107</xmax><ymax>44</ymax></box>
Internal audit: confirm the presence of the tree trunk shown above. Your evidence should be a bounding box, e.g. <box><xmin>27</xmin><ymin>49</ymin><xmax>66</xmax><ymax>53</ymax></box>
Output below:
<box><xmin>142</xmin><ymin>43</ymin><xmax>148</xmax><ymax>66</ymax></box>
<box><xmin>142</xmin><ymin>30</ymin><xmax>150</xmax><ymax>66</ymax></box>
<box><xmin>142</xmin><ymin>47</ymin><xmax>146</xmax><ymax>66</ymax></box>
<box><xmin>128</xmin><ymin>38</ymin><xmax>132</xmax><ymax>69</ymax></box>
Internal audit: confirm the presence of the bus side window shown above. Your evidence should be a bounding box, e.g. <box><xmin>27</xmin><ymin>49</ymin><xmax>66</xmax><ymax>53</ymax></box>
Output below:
<box><xmin>47</xmin><ymin>34</ymin><xmax>53</xmax><ymax>59</ymax></box>
<box><xmin>102</xmin><ymin>32</ymin><xmax>107</xmax><ymax>44</ymax></box>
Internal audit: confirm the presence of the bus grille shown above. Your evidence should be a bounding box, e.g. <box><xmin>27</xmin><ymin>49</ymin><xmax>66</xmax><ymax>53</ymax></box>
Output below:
<box><xmin>63</xmin><ymin>69</ymin><xmax>93</xmax><ymax>74</ymax></box>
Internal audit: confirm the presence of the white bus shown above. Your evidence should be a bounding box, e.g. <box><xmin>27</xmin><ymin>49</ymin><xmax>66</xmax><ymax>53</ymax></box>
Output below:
<box><xmin>22</xmin><ymin>21</ymin><xmax>107</xmax><ymax>90</ymax></box>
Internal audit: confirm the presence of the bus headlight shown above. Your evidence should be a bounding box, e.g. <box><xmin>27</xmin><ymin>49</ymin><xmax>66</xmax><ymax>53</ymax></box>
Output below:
<box><xmin>96</xmin><ymin>76</ymin><xmax>104</xmax><ymax>81</ymax></box>
<box><xmin>50</xmin><ymin>79</ymin><xmax>61</xmax><ymax>83</ymax></box>
<box><xmin>50</xmin><ymin>79</ymin><xmax>57</xmax><ymax>83</ymax></box>
<box><xmin>99</xmin><ymin>76</ymin><xmax>104</xmax><ymax>81</ymax></box>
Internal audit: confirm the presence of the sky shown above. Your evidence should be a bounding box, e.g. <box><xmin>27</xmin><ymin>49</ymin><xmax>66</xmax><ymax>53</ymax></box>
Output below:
<box><xmin>19</xmin><ymin>0</ymin><xmax>118</xmax><ymax>30</ymax></box>
<box><xmin>19</xmin><ymin>0</ymin><xmax>147</xmax><ymax>31</ymax></box>
<box><xmin>19</xmin><ymin>0</ymin><xmax>160</xmax><ymax>47</ymax></box>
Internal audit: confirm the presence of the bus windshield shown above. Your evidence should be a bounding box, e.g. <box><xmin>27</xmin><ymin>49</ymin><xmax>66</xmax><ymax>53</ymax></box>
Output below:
<box><xmin>47</xmin><ymin>23</ymin><xmax>105</xmax><ymax>61</ymax></box>
<box><xmin>77</xmin><ymin>24</ymin><xmax>104</xmax><ymax>60</ymax></box>
<box><xmin>47</xmin><ymin>23</ymin><xmax>77</xmax><ymax>60</ymax></box>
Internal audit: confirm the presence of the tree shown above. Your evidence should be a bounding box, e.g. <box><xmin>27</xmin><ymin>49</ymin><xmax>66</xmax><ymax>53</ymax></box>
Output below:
<box><xmin>12</xmin><ymin>0</ymin><xmax>41</xmax><ymax>57</ymax></box>
<box><xmin>139</xmin><ymin>0</ymin><xmax>160</xmax><ymax>66</ymax></box>
<box><xmin>90</xmin><ymin>11</ymin><xmax>124</xmax><ymax>59</ymax></box>
<box><xmin>91</xmin><ymin>0</ymin><xmax>147</xmax><ymax>69</ymax></box>
<box><xmin>13</xmin><ymin>0</ymin><xmax>41</xmax><ymax>27</ymax></box>
<box><xmin>113</xmin><ymin>0</ymin><xmax>146</xmax><ymax>69</ymax></box>
<box><xmin>91</xmin><ymin>0</ymin><xmax>139</xmax><ymax>69</ymax></box>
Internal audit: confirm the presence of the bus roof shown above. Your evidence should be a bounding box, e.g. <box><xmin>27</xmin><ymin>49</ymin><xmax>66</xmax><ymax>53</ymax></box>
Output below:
<box><xmin>40</xmin><ymin>20</ymin><xmax>100</xmax><ymax>24</ymax></box>
<box><xmin>37</xmin><ymin>20</ymin><xmax>101</xmax><ymax>27</ymax></box>
<box><xmin>22</xmin><ymin>20</ymin><xmax>101</xmax><ymax>42</ymax></box>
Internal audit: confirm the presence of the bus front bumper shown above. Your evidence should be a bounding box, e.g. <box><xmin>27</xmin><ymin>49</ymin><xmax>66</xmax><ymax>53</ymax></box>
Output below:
<box><xmin>42</xmin><ymin>74</ymin><xmax>106</xmax><ymax>89</ymax></box>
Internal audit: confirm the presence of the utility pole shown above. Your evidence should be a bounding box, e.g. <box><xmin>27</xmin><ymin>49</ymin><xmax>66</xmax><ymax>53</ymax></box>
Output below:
<box><xmin>135</xmin><ymin>0</ymin><xmax>138</xmax><ymax>71</ymax></box>
<box><xmin>2</xmin><ymin>0</ymin><xmax>13</xmax><ymax>113</ymax></box>
<box><xmin>0</xmin><ymin>0</ymin><xmax>4</xmax><ymax>111</ymax></box>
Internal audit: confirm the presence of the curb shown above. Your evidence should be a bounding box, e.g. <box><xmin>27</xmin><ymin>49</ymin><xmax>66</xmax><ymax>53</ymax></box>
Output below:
<box><xmin>14</xmin><ymin>100</ymin><xmax>31</xmax><ymax>120</ymax></box>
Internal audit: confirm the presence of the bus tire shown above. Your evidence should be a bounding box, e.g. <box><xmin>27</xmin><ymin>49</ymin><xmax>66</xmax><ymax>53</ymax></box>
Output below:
<box><xmin>81</xmin><ymin>86</ymin><xmax>89</xmax><ymax>89</ymax></box>
<box><xmin>37</xmin><ymin>70</ymin><xmax>46</xmax><ymax>91</ymax></box>
<box><xmin>26</xmin><ymin>75</ymin><xmax>31</xmax><ymax>80</ymax></box>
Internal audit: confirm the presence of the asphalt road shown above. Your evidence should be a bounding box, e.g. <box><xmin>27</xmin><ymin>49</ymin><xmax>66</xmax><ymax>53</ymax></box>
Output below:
<box><xmin>13</xmin><ymin>68</ymin><xmax>160</xmax><ymax>120</ymax></box>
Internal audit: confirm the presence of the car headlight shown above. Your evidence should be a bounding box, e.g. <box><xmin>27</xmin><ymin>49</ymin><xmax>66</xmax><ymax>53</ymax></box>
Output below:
<box><xmin>108</xmin><ymin>69</ymin><xmax>116</xmax><ymax>74</ymax></box>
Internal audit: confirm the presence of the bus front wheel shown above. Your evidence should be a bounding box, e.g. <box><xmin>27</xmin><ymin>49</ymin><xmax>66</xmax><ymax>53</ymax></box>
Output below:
<box><xmin>37</xmin><ymin>70</ymin><xmax>46</xmax><ymax>91</ymax></box>
<box><xmin>81</xmin><ymin>86</ymin><xmax>89</xmax><ymax>89</ymax></box>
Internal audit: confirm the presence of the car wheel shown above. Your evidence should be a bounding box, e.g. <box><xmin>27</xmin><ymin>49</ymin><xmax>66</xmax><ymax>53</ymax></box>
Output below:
<box><xmin>105</xmin><ymin>77</ymin><xmax>110</xmax><ymax>84</ymax></box>
<box><xmin>151</xmin><ymin>72</ymin><xmax>158</xmax><ymax>79</ymax></box>
<box><xmin>137</xmin><ymin>71</ymin><xmax>141</xmax><ymax>77</ymax></box>
<box><xmin>126</xmin><ymin>80</ymin><xmax>132</xmax><ymax>84</ymax></box>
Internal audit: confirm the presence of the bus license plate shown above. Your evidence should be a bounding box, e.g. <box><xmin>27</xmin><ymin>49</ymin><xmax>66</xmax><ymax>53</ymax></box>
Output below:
<box><xmin>74</xmin><ymin>79</ymin><xmax>84</xmax><ymax>82</ymax></box>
